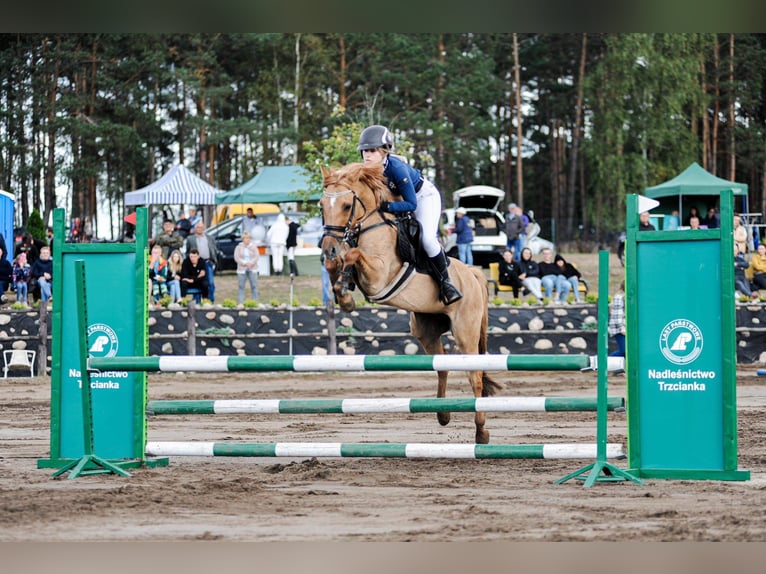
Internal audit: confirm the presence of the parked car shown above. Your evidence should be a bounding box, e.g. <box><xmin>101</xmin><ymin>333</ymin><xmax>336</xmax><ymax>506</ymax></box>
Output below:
<box><xmin>440</xmin><ymin>185</ymin><xmax>508</xmax><ymax>267</ymax></box>
<box><xmin>207</xmin><ymin>212</ymin><xmax>323</xmax><ymax>271</ymax></box>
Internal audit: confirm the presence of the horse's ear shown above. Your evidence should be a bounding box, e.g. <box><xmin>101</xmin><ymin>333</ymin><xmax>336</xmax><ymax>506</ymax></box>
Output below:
<box><xmin>320</xmin><ymin>165</ymin><xmax>332</xmax><ymax>184</ymax></box>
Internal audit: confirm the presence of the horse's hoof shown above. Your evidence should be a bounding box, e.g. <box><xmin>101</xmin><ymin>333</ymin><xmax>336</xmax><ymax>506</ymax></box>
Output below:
<box><xmin>437</xmin><ymin>412</ymin><xmax>451</xmax><ymax>426</ymax></box>
<box><xmin>476</xmin><ymin>430</ymin><xmax>490</xmax><ymax>444</ymax></box>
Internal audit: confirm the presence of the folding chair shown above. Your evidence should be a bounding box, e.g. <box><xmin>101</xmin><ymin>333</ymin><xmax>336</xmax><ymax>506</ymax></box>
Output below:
<box><xmin>3</xmin><ymin>349</ymin><xmax>36</xmax><ymax>378</ymax></box>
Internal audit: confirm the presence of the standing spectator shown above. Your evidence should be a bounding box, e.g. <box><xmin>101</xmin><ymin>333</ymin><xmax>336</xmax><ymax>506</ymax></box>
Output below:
<box><xmin>188</xmin><ymin>207</ymin><xmax>201</xmax><ymax>228</ymax></box>
<box><xmin>153</xmin><ymin>219</ymin><xmax>184</xmax><ymax>260</ymax></box>
<box><xmin>46</xmin><ymin>227</ymin><xmax>55</xmax><ymax>256</ymax></box>
<box><xmin>734</xmin><ymin>244</ymin><xmax>756</xmax><ymax>300</ymax></box>
<box><xmin>185</xmin><ymin>220</ymin><xmax>219</xmax><ymax>302</ymax></box>
<box><xmin>517</xmin><ymin>247</ymin><xmax>544</xmax><ymax>300</ymax></box>
<box><xmin>554</xmin><ymin>254</ymin><xmax>583</xmax><ymax>303</ymax></box>
<box><xmin>454</xmin><ymin>207</ymin><xmax>474</xmax><ymax>266</ymax></box>
<box><xmin>703</xmin><ymin>207</ymin><xmax>720</xmax><ymax>229</ymax></box>
<box><xmin>0</xmin><ymin>232</ymin><xmax>7</xmax><ymax>261</ymax></box>
<box><xmin>517</xmin><ymin>205</ymin><xmax>530</xmax><ymax>258</ymax></box>
<box><xmin>241</xmin><ymin>207</ymin><xmax>258</xmax><ymax>236</ymax></box>
<box><xmin>166</xmin><ymin>249</ymin><xmax>184</xmax><ymax>303</ymax></box>
<box><xmin>180</xmin><ymin>248</ymin><xmax>208</xmax><ymax>300</ymax></box>
<box><xmin>234</xmin><ymin>231</ymin><xmax>259</xmax><ymax>304</ymax></box>
<box><xmin>539</xmin><ymin>247</ymin><xmax>571</xmax><ymax>303</ymax></box>
<box><xmin>266</xmin><ymin>213</ymin><xmax>289</xmax><ymax>276</ymax></box>
<box><xmin>31</xmin><ymin>245</ymin><xmax>53</xmax><ymax>303</ymax></box>
<box><xmin>733</xmin><ymin>214</ymin><xmax>748</xmax><ymax>254</ymax></box>
<box><xmin>497</xmin><ymin>248</ymin><xmax>522</xmax><ymax>298</ymax></box>
<box><xmin>16</xmin><ymin>233</ymin><xmax>39</xmax><ymax>265</ymax></box>
<box><xmin>12</xmin><ymin>252</ymin><xmax>31</xmax><ymax>305</ymax></box>
<box><xmin>504</xmin><ymin>203</ymin><xmax>524</xmax><ymax>261</ymax></box>
<box><xmin>0</xmin><ymin>246</ymin><xmax>12</xmax><ymax>302</ymax></box>
<box><xmin>684</xmin><ymin>206</ymin><xmax>701</xmax><ymax>227</ymax></box>
<box><xmin>285</xmin><ymin>215</ymin><xmax>301</xmax><ymax>276</ymax></box>
<box><xmin>638</xmin><ymin>211</ymin><xmax>656</xmax><ymax>231</ymax></box>
<box><xmin>175</xmin><ymin>211</ymin><xmax>192</xmax><ymax>239</ymax></box>
<box><xmin>608</xmin><ymin>280</ymin><xmax>626</xmax><ymax>357</ymax></box>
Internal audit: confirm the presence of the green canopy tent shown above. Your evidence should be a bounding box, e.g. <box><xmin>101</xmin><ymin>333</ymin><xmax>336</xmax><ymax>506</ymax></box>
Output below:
<box><xmin>216</xmin><ymin>166</ymin><xmax>318</xmax><ymax>205</ymax></box>
<box><xmin>643</xmin><ymin>162</ymin><xmax>749</xmax><ymax>229</ymax></box>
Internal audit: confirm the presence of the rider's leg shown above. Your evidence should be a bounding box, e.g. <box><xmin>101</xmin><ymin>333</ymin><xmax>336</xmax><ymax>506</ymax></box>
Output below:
<box><xmin>416</xmin><ymin>180</ymin><xmax>462</xmax><ymax>305</ymax></box>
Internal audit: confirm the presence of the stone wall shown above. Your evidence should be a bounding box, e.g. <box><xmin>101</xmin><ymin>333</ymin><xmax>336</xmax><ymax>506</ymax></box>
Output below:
<box><xmin>4</xmin><ymin>303</ymin><xmax>765</xmax><ymax>372</ymax></box>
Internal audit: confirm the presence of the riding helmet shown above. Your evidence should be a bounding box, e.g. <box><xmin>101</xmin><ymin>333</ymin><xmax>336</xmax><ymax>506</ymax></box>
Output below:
<box><xmin>357</xmin><ymin>125</ymin><xmax>393</xmax><ymax>152</ymax></box>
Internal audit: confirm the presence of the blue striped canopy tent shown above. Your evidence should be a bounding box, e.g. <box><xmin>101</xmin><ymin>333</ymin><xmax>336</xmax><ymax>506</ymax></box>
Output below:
<box><xmin>124</xmin><ymin>165</ymin><xmax>222</xmax><ymax>206</ymax></box>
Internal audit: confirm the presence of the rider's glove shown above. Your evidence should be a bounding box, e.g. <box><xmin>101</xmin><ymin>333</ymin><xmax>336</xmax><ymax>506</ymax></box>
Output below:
<box><xmin>379</xmin><ymin>201</ymin><xmax>391</xmax><ymax>212</ymax></box>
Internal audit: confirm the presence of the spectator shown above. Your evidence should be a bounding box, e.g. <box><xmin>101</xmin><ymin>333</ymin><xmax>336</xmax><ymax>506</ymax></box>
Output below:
<box><xmin>539</xmin><ymin>247</ymin><xmax>571</xmax><ymax>303</ymax></box>
<box><xmin>185</xmin><ymin>220</ymin><xmax>219</xmax><ymax>302</ymax></box>
<box><xmin>11</xmin><ymin>252</ymin><xmax>31</xmax><ymax>305</ymax></box>
<box><xmin>517</xmin><ymin>205</ymin><xmax>530</xmax><ymax>258</ymax></box>
<box><xmin>689</xmin><ymin>215</ymin><xmax>701</xmax><ymax>230</ymax></box>
<box><xmin>665</xmin><ymin>210</ymin><xmax>680</xmax><ymax>231</ymax></box>
<box><xmin>234</xmin><ymin>231</ymin><xmax>259</xmax><ymax>304</ymax></box>
<box><xmin>638</xmin><ymin>211</ymin><xmax>656</xmax><ymax>231</ymax></box>
<box><xmin>46</xmin><ymin>227</ymin><xmax>55</xmax><ymax>256</ymax></box>
<box><xmin>733</xmin><ymin>214</ymin><xmax>748</xmax><ymax>254</ymax></box>
<box><xmin>454</xmin><ymin>207</ymin><xmax>474</xmax><ymax>266</ymax></box>
<box><xmin>16</xmin><ymin>233</ymin><xmax>39</xmax><ymax>264</ymax></box>
<box><xmin>180</xmin><ymin>248</ymin><xmax>208</xmax><ymax>300</ymax></box>
<box><xmin>684</xmin><ymin>206</ymin><xmax>701</xmax><ymax>227</ymax></box>
<box><xmin>734</xmin><ymin>244</ymin><xmax>756</xmax><ymax>300</ymax></box>
<box><xmin>31</xmin><ymin>245</ymin><xmax>53</xmax><ymax>303</ymax></box>
<box><xmin>242</xmin><ymin>207</ymin><xmax>258</xmax><ymax>236</ymax></box>
<box><xmin>703</xmin><ymin>207</ymin><xmax>720</xmax><ymax>229</ymax></box>
<box><xmin>188</xmin><ymin>207</ymin><xmax>201</xmax><ymax>228</ymax></box>
<box><xmin>285</xmin><ymin>215</ymin><xmax>301</xmax><ymax>276</ymax></box>
<box><xmin>0</xmin><ymin>232</ymin><xmax>7</xmax><ymax>260</ymax></box>
<box><xmin>608</xmin><ymin>280</ymin><xmax>626</xmax><ymax>357</ymax></box>
<box><xmin>321</xmin><ymin>262</ymin><xmax>333</xmax><ymax>306</ymax></box>
<box><xmin>148</xmin><ymin>245</ymin><xmax>170</xmax><ymax>303</ymax></box>
<box><xmin>747</xmin><ymin>243</ymin><xmax>766</xmax><ymax>294</ymax></box>
<box><xmin>504</xmin><ymin>202</ymin><xmax>524</xmax><ymax>261</ymax></box>
<box><xmin>554</xmin><ymin>254</ymin><xmax>583</xmax><ymax>303</ymax></box>
<box><xmin>175</xmin><ymin>211</ymin><xmax>192</xmax><ymax>239</ymax></box>
<box><xmin>497</xmin><ymin>248</ymin><xmax>523</xmax><ymax>298</ymax></box>
<box><xmin>153</xmin><ymin>218</ymin><xmax>184</xmax><ymax>260</ymax></box>
<box><xmin>266</xmin><ymin>213</ymin><xmax>289</xmax><ymax>276</ymax></box>
<box><xmin>0</xmin><ymin>246</ymin><xmax>12</xmax><ymax>302</ymax></box>
<box><xmin>166</xmin><ymin>249</ymin><xmax>184</xmax><ymax>303</ymax></box>
<box><xmin>517</xmin><ymin>246</ymin><xmax>543</xmax><ymax>300</ymax></box>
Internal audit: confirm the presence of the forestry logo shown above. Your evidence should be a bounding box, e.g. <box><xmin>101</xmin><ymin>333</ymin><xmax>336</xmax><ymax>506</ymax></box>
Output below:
<box><xmin>87</xmin><ymin>323</ymin><xmax>119</xmax><ymax>358</ymax></box>
<box><xmin>659</xmin><ymin>319</ymin><xmax>703</xmax><ymax>365</ymax></box>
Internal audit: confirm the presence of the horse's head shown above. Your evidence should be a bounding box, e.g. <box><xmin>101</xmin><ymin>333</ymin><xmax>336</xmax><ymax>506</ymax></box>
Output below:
<box><xmin>319</xmin><ymin>162</ymin><xmax>386</xmax><ymax>262</ymax></box>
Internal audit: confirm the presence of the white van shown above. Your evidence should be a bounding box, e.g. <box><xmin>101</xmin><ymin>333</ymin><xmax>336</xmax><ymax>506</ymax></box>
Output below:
<box><xmin>440</xmin><ymin>185</ymin><xmax>507</xmax><ymax>267</ymax></box>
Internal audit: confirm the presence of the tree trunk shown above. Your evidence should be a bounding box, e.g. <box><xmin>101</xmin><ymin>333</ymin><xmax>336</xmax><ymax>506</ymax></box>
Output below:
<box><xmin>513</xmin><ymin>33</ymin><xmax>524</xmax><ymax>209</ymax></box>
<box><xmin>728</xmin><ymin>33</ymin><xmax>736</xmax><ymax>181</ymax></box>
<box><xmin>567</xmin><ymin>33</ymin><xmax>587</xmax><ymax>240</ymax></box>
<box><xmin>712</xmin><ymin>34</ymin><xmax>720</xmax><ymax>175</ymax></box>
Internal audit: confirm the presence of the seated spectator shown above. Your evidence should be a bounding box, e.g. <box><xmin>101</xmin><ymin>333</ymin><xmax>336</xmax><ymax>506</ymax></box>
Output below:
<box><xmin>638</xmin><ymin>211</ymin><xmax>656</xmax><ymax>231</ymax></box>
<box><xmin>684</xmin><ymin>207</ymin><xmax>701</xmax><ymax>227</ymax></box>
<box><xmin>539</xmin><ymin>247</ymin><xmax>571</xmax><ymax>303</ymax></box>
<box><xmin>517</xmin><ymin>247</ymin><xmax>543</xmax><ymax>300</ymax></box>
<box><xmin>689</xmin><ymin>215</ymin><xmax>701</xmax><ymax>230</ymax></box>
<box><xmin>180</xmin><ymin>248</ymin><xmax>209</xmax><ymax>300</ymax></box>
<box><xmin>734</xmin><ymin>244</ymin><xmax>756</xmax><ymax>300</ymax></box>
<box><xmin>747</xmin><ymin>243</ymin><xmax>766</xmax><ymax>294</ymax></box>
<box><xmin>166</xmin><ymin>249</ymin><xmax>184</xmax><ymax>303</ymax></box>
<box><xmin>497</xmin><ymin>249</ymin><xmax>522</xmax><ymax>298</ymax></box>
<box><xmin>148</xmin><ymin>245</ymin><xmax>170</xmax><ymax>303</ymax></box>
<box><xmin>555</xmin><ymin>254</ymin><xmax>583</xmax><ymax>303</ymax></box>
<box><xmin>30</xmin><ymin>245</ymin><xmax>53</xmax><ymax>302</ymax></box>
<box><xmin>12</xmin><ymin>252</ymin><xmax>31</xmax><ymax>305</ymax></box>
<box><xmin>703</xmin><ymin>207</ymin><xmax>720</xmax><ymax>229</ymax></box>
<box><xmin>0</xmin><ymin>247</ymin><xmax>12</xmax><ymax>302</ymax></box>
<box><xmin>664</xmin><ymin>210</ymin><xmax>680</xmax><ymax>231</ymax></box>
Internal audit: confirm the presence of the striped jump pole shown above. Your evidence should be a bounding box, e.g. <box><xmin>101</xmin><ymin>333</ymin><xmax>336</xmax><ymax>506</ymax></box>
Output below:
<box><xmin>145</xmin><ymin>441</ymin><xmax>626</xmax><ymax>460</ymax></box>
<box><xmin>757</xmin><ymin>369</ymin><xmax>766</xmax><ymax>376</ymax></box>
<box><xmin>90</xmin><ymin>354</ymin><xmax>625</xmax><ymax>373</ymax></box>
<box><xmin>147</xmin><ymin>396</ymin><xmax>625</xmax><ymax>415</ymax></box>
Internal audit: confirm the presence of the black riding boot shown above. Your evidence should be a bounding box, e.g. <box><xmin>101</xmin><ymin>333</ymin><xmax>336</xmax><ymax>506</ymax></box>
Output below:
<box><xmin>429</xmin><ymin>252</ymin><xmax>463</xmax><ymax>305</ymax></box>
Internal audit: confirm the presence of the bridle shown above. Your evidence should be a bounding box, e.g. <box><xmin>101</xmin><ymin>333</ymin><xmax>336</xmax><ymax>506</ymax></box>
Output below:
<box><xmin>320</xmin><ymin>186</ymin><xmax>395</xmax><ymax>293</ymax></box>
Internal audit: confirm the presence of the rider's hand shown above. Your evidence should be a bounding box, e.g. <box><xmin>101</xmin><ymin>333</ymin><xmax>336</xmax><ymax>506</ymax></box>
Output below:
<box><xmin>379</xmin><ymin>201</ymin><xmax>391</xmax><ymax>212</ymax></box>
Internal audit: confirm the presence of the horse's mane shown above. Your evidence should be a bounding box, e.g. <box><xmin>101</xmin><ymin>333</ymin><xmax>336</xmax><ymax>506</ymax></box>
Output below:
<box><xmin>324</xmin><ymin>162</ymin><xmax>390</xmax><ymax>204</ymax></box>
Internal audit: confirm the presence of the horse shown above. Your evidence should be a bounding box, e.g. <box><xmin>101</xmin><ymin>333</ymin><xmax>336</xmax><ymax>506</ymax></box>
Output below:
<box><xmin>319</xmin><ymin>162</ymin><xmax>503</xmax><ymax>444</ymax></box>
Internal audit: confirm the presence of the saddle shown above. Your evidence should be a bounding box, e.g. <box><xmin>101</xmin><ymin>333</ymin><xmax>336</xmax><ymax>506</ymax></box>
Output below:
<box><xmin>394</xmin><ymin>213</ymin><xmax>432</xmax><ymax>274</ymax></box>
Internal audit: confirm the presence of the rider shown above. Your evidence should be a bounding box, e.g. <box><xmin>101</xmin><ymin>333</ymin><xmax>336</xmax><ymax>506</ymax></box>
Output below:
<box><xmin>357</xmin><ymin>124</ymin><xmax>462</xmax><ymax>305</ymax></box>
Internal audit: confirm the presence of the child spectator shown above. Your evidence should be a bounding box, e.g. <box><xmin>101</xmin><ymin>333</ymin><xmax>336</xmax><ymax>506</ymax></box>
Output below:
<box><xmin>12</xmin><ymin>252</ymin><xmax>31</xmax><ymax>305</ymax></box>
<box><xmin>608</xmin><ymin>280</ymin><xmax>626</xmax><ymax>357</ymax></box>
<box><xmin>148</xmin><ymin>245</ymin><xmax>169</xmax><ymax>303</ymax></box>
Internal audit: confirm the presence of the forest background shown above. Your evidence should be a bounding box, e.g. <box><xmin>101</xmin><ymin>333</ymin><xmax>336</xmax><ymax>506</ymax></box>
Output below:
<box><xmin>2</xmin><ymin>33</ymin><xmax>766</xmax><ymax>245</ymax></box>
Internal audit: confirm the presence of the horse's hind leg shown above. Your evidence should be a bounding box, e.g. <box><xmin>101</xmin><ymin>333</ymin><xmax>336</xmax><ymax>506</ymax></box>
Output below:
<box><xmin>411</xmin><ymin>313</ymin><xmax>451</xmax><ymax>427</ymax></box>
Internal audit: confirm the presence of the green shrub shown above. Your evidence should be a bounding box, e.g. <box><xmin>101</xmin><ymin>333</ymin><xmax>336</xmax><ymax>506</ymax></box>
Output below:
<box><xmin>585</xmin><ymin>293</ymin><xmax>598</xmax><ymax>304</ymax></box>
<box><xmin>243</xmin><ymin>299</ymin><xmax>260</xmax><ymax>308</ymax></box>
<box><xmin>526</xmin><ymin>295</ymin><xmax>539</xmax><ymax>305</ymax></box>
<box><xmin>269</xmin><ymin>298</ymin><xmax>281</xmax><ymax>306</ymax></box>
<box><xmin>510</xmin><ymin>298</ymin><xmax>523</xmax><ymax>307</ymax></box>
<box><xmin>308</xmin><ymin>297</ymin><xmax>322</xmax><ymax>306</ymax></box>
<box><xmin>492</xmin><ymin>296</ymin><xmax>503</xmax><ymax>305</ymax></box>
<box><xmin>11</xmin><ymin>302</ymin><xmax>28</xmax><ymax>310</ymax></box>
<box><xmin>221</xmin><ymin>298</ymin><xmax>237</xmax><ymax>308</ymax></box>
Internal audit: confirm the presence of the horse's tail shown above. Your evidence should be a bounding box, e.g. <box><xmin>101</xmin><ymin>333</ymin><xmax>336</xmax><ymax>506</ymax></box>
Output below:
<box><xmin>472</xmin><ymin>266</ymin><xmax>503</xmax><ymax>397</ymax></box>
